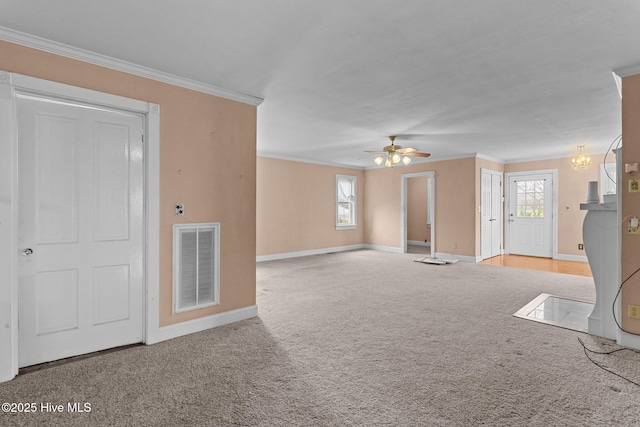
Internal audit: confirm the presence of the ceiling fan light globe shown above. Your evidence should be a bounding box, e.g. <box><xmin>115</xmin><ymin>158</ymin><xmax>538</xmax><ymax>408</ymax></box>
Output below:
<box><xmin>373</xmin><ymin>156</ymin><xmax>384</xmax><ymax>166</ymax></box>
<box><xmin>391</xmin><ymin>153</ymin><xmax>401</xmax><ymax>164</ymax></box>
<box><xmin>402</xmin><ymin>156</ymin><xmax>411</xmax><ymax>165</ymax></box>
<box><xmin>384</xmin><ymin>158</ymin><xmax>392</xmax><ymax>167</ymax></box>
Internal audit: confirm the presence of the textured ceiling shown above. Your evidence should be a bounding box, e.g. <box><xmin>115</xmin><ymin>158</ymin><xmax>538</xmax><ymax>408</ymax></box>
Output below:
<box><xmin>1</xmin><ymin>0</ymin><xmax>639</xmax><ymax>167</ymax></box>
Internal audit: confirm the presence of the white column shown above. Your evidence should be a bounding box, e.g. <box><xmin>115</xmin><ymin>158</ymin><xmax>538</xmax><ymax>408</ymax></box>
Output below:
<box><xmin>581</xmin><ymin>204</ymin><xmax>619</xmax><ymax>340</ymax></box>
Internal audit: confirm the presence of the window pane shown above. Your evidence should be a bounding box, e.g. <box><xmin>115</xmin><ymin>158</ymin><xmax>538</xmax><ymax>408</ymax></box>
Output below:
<box><xmin>336</xmin><ymin>175</ymin><xmax>356</xmax><ymax>226</ymax></box>
<box><xmin>516</xmin><ymin>179</ymin><xmax>544</xmax><ymax>218</ymax></box>
<box><xmin>338</xmin><ymin>201</ymin><xmax>353</xmax><ymax>222</ymax></box>
<box><xmin>338</xmin><ymin>180</ymin><xmax>352</xmax><ymax>200</ymax></box>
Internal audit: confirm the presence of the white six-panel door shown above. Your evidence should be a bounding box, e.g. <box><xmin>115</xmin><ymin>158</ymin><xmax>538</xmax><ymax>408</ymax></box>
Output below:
<box><xmin>17</xmin><ymin>95</ymin><xmax>144</xmax><ymax>367</ymax></box>
<box><xmin>481</xmin><ymin>169</ymin><xmax>502</xmax><ymax>260</ymax></box>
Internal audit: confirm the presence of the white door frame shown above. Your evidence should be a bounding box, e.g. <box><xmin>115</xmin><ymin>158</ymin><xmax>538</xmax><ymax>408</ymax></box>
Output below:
<box><xmin>0</xmin><ymin>70</ymin><xmax>160</xmax><ymax>382</ymax></box>
<box><xmin>401</xmin><ymin>171</ymin><xmax>435</xmax><ymax>256</ymax></box>
<box><xmin>504</xmin><ymin>169</ymin><xmax>558</xmax><ymax>259</ymax></box>
<box><xmin>480</xmin><ymin>168</ymin><xmax>503</xmax><ymax>260</ymax></box>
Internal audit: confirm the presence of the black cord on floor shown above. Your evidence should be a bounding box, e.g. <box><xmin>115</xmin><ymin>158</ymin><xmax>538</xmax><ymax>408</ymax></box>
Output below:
<box><xmin>612</xmin><ymin>265</ymin><xmax>640</xmax><ymax>335</ymax></box>
<box><xmin>578</xmin><ymin>337</ymin><xmax>640</xmax><ymax>387</ymax></box>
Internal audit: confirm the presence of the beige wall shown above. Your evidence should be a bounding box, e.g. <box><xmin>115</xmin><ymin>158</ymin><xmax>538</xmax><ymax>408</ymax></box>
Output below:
<box><xmin>364</xmin><ymin>157</ymin><xmax>477</xmax><ymax>257</ymax></box>
<box><xmin>256</xmin><ymin>157</ymin><xmax>364</xmax><ymax>256</ymax></box>
<box><xmin>258</xmin><ymin>152</ymin><xmax>608</xmax><ymax>261</ymax></box>
<box><xmin>407</xmin><ymin>176</ymin><xmax>430</xmax><ymax>242</ymax></box>
<box><xmin>0</xmin><ymin>40</ymin><xmax>257</xmax><ymax>327</ymax></box>
<box><xmin>622</xmin><ymin>73</ymin><xmax>640</xmax><ymax>333</ymax></box>
<box><xmin>505</xmin><ymin>155</ymin><xmax>609</xmax><ymax>257</ymax></box>
<box><xmin>363</xmin><ymin>154</ymin><xmax>605</xmax><ymax>260</ymax></box>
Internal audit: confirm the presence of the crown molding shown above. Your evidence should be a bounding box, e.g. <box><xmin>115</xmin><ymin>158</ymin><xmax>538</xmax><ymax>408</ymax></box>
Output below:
<box><xmin>475</xmin><ymin>153</ymin><xmax>505</xmax><ymax>164</ymax></box>
<box><xmin>613</xmin><ymin>62</ymin><xmax>640</xmax><ymax>79</ymax></box>
<box><xmin>0</xmin><ymin>26</ymin><xmax>263</xmax><ymax>107</ymax></box>
<box><xmin>611</xmin><ymin>71</ymin><xmax>623</xmax><ymax>99</ymax></box>
<box><xmin>257</xmin><ymin>152</ymin><xmax>365</xmax><ymax>170</ymax></box>
<box><xmin>613</xmin><ymin>62</ymin><xmax>640</xmax><ymax>99</ymax></box>
<box><xmin>504</xmin><ymin>150</ymin><xmax>610</xmax><ymax>165</ymax></box>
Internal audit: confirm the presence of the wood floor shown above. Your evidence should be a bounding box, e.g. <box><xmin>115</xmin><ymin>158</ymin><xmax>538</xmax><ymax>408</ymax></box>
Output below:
<box><xmin>480</xmin><ymin>254</ymin><xmax>592</xmax><ymax>277</ymax></box>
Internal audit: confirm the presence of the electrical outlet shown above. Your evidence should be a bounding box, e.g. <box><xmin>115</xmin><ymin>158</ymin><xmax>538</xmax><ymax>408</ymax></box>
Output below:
<box><xmin>628</xmin><ymin>220</ymin><xmax>640</xmax><ymax>235</ymax></box>
<box><xmin>578</xmin><ymin>244</ymin><xmax>584</xmax><ymax>250</ymax></box>
<box><xmin>628</xmin><ymin>304</ymin><xmax>640</xmax><ymax>320</ymax></box>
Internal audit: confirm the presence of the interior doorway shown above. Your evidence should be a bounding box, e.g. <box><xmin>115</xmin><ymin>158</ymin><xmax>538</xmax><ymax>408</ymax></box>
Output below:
<box><xmin>401</xmin><ymin>171</ymin><xmax>435</xmax><ymax>255</ymax></box>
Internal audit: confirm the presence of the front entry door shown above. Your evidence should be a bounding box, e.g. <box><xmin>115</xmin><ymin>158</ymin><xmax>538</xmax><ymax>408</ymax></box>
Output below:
<box><xmin>17</xmin><ymin>95</ymin><xmax>145</xmax><ymax>367</ymax></box>
<box><xmin>507</xmin><ymin>173</ymin><xmax>553</xmax><ymax>258</ymax></box>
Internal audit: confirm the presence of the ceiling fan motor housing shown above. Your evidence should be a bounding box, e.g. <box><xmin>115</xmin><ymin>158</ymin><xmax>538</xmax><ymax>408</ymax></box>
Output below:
<box><xmin>384</xmin><ymin>144</ymin><xmax>401</xmax><ymax>152</ymax></box>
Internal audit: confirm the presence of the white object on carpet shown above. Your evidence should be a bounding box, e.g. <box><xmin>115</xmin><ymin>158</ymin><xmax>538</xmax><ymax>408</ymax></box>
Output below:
<box><xmin>413</xmin><ymin>256</ymin><xmax>459</xmax><ymax>265</ymax></box>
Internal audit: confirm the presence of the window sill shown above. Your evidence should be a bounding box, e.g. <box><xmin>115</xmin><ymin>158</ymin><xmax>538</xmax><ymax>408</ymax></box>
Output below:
<box><xmin>336</xmin><ymin>225</ymin><xmax>357</xmax><ymax>230</ymax></box>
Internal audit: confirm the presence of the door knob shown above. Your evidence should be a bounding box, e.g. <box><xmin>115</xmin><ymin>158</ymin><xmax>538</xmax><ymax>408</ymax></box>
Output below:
<box><xmin>22</xmin><ymin>248</ymin><xmax>33</xmax><ymax>256</ymax></box>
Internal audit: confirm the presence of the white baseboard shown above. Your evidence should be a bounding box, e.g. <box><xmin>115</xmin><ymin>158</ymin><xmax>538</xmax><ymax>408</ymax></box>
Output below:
<box><xmin>435</xmin><ymin>252</ymin><xmax>479</xmax><ymax>263</ymax></box>
<box><xmin>257</xmin><ymin>245</ymin><xmax>475</xmax><ymax>262</ymax></box>
<box><xmin>362</xmin><ymin>244</ymin><xmax>404</xmax><ymax>253</ymax></box>
<box><xmin>256</xmin><ymin>244</ymin><xmax>365</xmax><ymax>262</ymax></box>
<box><xmin>146</xmin><ymin>305</ymin><xmax>258</xmax><ymax>345</ymax></box>
<box><xmin>618</xmin><ymin>331</ymin><xmax>640</xmax><ymax>351</ymax></box>
<box><xmin>555</xmin><ymin>254</ymin><xmax>588</xmax><ymax>263</ymax></box>
<box><xmin>408</xmin><ymin>240</ymin><xmax>431</xmax><ymax>247</ymax></box>
<box><xmin>257</xmin><ymin>244</ymin><xmax>412</xmax><ymax>262</ymax></box>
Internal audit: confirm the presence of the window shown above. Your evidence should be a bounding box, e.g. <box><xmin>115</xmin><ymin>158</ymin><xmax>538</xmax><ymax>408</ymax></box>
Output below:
<box><xmin>173</xmin><ymin>223</ymin><xmax>220</xmax><ymax>313</ymax></box>
<box><xmin>516</xmin><ymin>180</ymin><xmax>544</xmax><ymax>218</ymax></box>
<box><xmin>336</xmin><ymin>175</ymin><xmax>357</xmax><ymax>229</ymax></box>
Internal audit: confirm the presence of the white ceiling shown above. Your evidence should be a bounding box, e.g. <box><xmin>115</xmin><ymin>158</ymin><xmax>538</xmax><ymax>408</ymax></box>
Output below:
<box><xmin>1</xmin><ymin>0</ymin><xmax>639</xmax><ymax>168</ymax></box>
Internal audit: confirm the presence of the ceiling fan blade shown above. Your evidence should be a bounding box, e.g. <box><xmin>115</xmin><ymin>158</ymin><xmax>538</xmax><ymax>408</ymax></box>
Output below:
<box><xmin>364</xmin><ymin>150</ymin><xmax>386</xmax><ymax>153</ymax></box>
<box><xmin>403</xmin><ymin>152</ymin><xmax>431</xmax><ymax>158</ymax></box>
<box><xmin>397</xmin><ymin>147</ymin><xmax>417</xmax><ymax>154</ymax></box>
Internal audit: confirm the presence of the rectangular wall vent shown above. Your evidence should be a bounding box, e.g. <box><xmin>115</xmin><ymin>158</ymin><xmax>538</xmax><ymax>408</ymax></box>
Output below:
<box><xmin>173</xmin><ymin>223</ymin><xmax>220</xmax><ymax>313</ymax></box>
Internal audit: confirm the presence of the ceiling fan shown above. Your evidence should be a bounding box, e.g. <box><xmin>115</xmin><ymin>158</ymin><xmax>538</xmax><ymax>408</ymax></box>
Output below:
<box><xmin>365</xmin><ymin>136</ymin><xmax>431</xmax><ymax>167</ymax></box>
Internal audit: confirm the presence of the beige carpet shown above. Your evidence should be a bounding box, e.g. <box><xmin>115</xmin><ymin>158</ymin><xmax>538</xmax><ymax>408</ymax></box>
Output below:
<box><xmin>1</xmin><ymin>249</ymin><xmax>639</xmax><ymax>426</ymax></box>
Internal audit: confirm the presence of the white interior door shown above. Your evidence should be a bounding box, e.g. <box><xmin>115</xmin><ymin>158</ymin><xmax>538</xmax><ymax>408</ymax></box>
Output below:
<box><xmin>17</xmin><ymin>95</ymin><xmax>145</xmax><ymax>367</ymax></box>
<box><xmin>490</xmin><ymin>173</ymin><xmax>502</xmax><ymax>256</ymax></box>
<box><xmin>507</xmin><ymin>173</ymin><xmax>553</xmax><ymax>258</ymax></box>
<box><xmin>481</xmin><ymin>169</ymin><xmax>502</xmax><ymax>260</ymax></box>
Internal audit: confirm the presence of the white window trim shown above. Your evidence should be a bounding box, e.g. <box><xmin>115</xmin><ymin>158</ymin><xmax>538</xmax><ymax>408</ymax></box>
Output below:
<box><xmin>336</xmin><ymin>174</ymin><xmax>357</xmax><ymax>230</ymax></box>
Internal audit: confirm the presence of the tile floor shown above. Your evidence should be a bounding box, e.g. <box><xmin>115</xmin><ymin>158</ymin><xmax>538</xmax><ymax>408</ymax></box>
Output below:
<box><xmin>514</xmin><ymin>293</ymin><xmax>594</xmax><ymax>332</ymax></box>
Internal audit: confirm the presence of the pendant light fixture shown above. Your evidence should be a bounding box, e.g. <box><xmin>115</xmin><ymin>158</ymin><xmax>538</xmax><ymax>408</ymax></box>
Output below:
<box><xmin>571</xmin><ymin>145</ymin><xmax>592</xmax><ymax>171</ymax></box>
